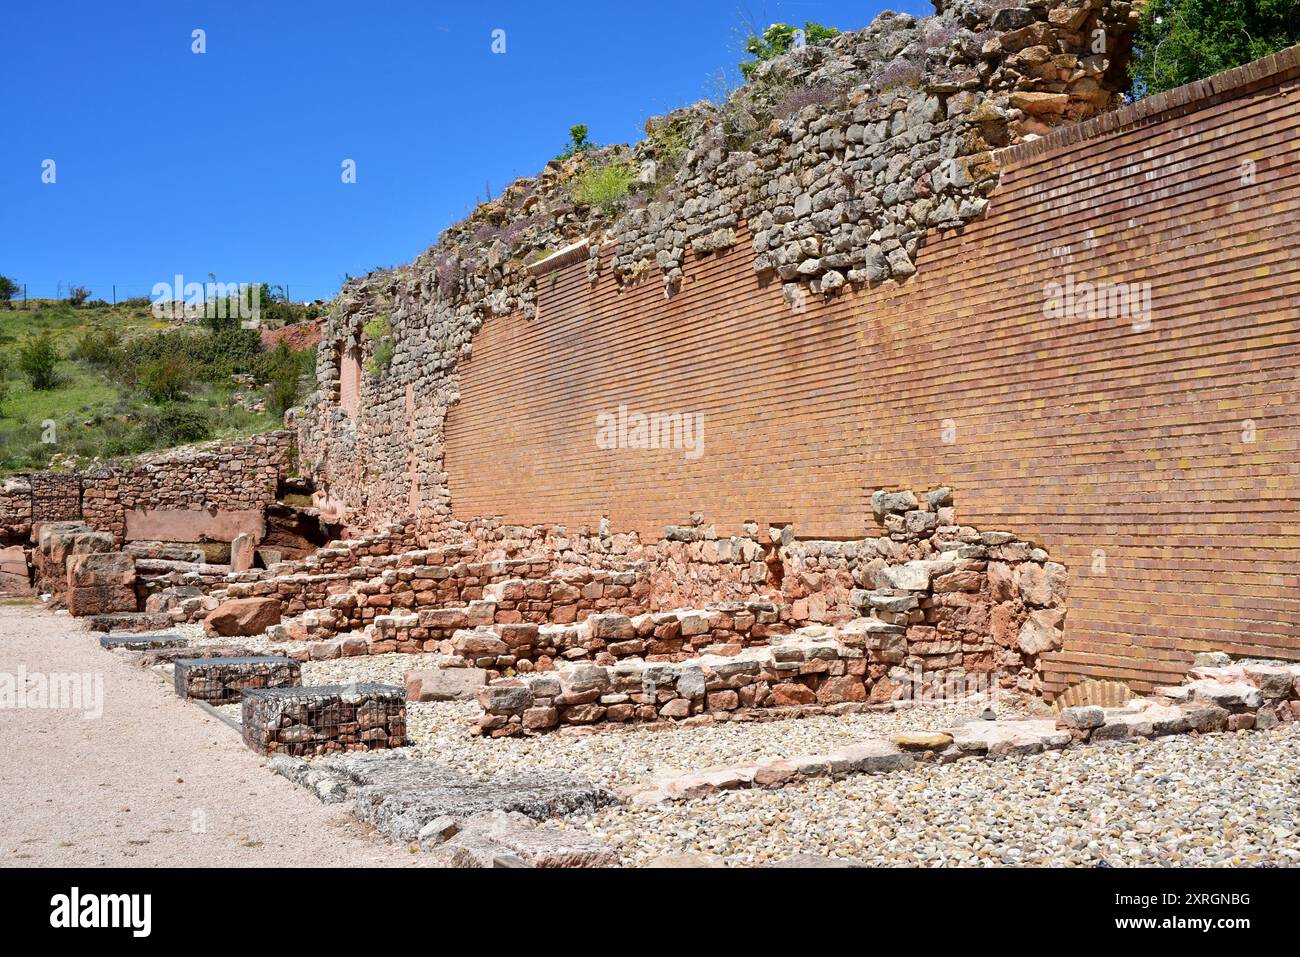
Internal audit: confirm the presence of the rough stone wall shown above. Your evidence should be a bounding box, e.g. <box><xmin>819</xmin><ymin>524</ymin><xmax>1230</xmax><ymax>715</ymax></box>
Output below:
<box><xmin>1</xmin><ymin>432</ymin><xmax>293</xmax><ymax>546</ymax></box>
<box><xmin>83</xmin><ymin>431</ymin><xmax>293</xmax><ymax>543</ymax></box>
<box><xmin>0</xmin><ymin>479</ymin><xmax>34</xmax><ymax>543</ymax></box>
<box><xmin>292</xmin><ymin>7</ymin><xmax>1298</xmax><ymax>694</ymax></box>
<box><xmin>295</xmin><ymin>0</ymin><xmax>1136</xmax><ymax>529</ymax></box>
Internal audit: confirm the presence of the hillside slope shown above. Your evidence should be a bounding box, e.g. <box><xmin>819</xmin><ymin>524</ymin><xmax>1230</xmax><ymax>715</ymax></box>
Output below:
<box><xmin>0</xmin><ymin>296</ymin><xmax>318</xmax><ymax>474</ymax></box>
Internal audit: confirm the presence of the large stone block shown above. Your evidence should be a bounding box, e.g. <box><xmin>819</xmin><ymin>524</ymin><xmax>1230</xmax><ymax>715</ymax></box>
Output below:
<box><xmin>405</xmin><ymin>667</ymin><xmax>488</xmax><ymax>702</ymax></box>
<box><xmin>67</xmin><ymin>551</ymin><xmax>135</xmax><ymax>589</ymax></box>
<box><xmin>65</xmin><ymin>553</ymin><xmax>138</xmax><ymax>617</ymax></box>
<box><xmin>204</xmin><ymin>596</ymin><xmax>284</xmax><ymax>637</ymax></box>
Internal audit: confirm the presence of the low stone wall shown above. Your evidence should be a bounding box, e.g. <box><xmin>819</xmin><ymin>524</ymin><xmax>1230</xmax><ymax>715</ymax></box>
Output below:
<box><xmin>241</xmin><ymin>684</ymin><xmax>406</xmax><ymax>756</ymax></box>
<box><xmin>437</xmin><ymin>601</ymin><xmax>789</xmax><ymax>678</ymax></box>
<box><xmin>0</xmin><ymin>478</ymin><xmax>34</xmax><ymax>544</ymax></box>
<box><xmin>2</xmin><ymin>432</ymin><xmax>294</xmax><ymax>546</ymax></box>
<box><xmin>474</xmin><ymin>620</ymin><xmax>906</xmax><ymax>736</ymax></box>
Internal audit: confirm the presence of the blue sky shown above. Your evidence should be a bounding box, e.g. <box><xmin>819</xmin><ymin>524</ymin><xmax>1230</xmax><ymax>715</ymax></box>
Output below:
<box><xmin>2</xmin><ymin>0</ymin><xmax>929</xmax><ymax>302</ymax></box>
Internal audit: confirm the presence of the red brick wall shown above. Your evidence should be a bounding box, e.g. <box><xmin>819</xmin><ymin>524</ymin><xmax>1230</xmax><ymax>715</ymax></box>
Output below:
<box><xmin>445</xmin><ymin>50</ymin><xmax>1300</xmax><ymax>692</ymax></box>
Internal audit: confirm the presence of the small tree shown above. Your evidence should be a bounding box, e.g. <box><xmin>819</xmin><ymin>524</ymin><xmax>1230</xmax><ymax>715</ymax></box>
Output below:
<box><xmin>1129</xmin><ymin>0</ymin><xmax>1300</xmax><ymax>97</ymax></box>
<box><xmin>138</xmin><ymin>356</ymin><xmax>192</xmax><ymax>403</ymax></box>
<box><xmin>68</xmin><ymin>285</ymin><xmax>91</xmax><ymax>307</ymax></box>
<box><xmin>0</xmin><ymin>276</ymin><xmax>18</xmax><ymax>307</ymax></box>
<box><xmin>258</xmin><ymin>341</ymin><xmax>309</xmax><ymax>417</ymax></box>
<box><xmin>18</xmin><ymin>335</ymin><xmax>60</xmax><ymax>391</ymax></box>
<box><xmin>740</xmin><ymin>21</ymin><xmax>840</xmax><ymax>79</ymax></box>
<box><xmin>557</xmin><ymin>124</ymin><xmax>595</xmax><ymax>160</ymax></box>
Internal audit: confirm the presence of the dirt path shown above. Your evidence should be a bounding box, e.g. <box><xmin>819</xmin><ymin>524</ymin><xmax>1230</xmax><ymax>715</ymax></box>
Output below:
<box><xmin>0</xmin><ymin>602</ymin><xmax>421</xmax><ymax>867</ymax></box>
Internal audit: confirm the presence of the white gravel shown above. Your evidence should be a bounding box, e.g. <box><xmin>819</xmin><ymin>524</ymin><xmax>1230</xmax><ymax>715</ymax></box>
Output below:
<box><xmin>402</xmin><ymin>688</ymin><xmax>1045</xmax><ymax>789</ymax></box>
<box><xmin>548</xmin><ymin>723</ymin><xmax>1300</xmax><ymax>867</ymax></box>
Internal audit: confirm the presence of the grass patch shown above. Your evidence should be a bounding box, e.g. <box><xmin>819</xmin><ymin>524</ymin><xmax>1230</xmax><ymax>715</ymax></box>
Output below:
<box><xmin>571</xmin><ymin>159</ymin><xmax>637</xmax><ymax>213</ymax></box>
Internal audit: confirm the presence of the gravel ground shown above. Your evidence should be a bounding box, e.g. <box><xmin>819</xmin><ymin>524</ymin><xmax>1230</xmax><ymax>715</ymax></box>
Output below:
<box><xmin>546</xmin><ymin>723</ymin><xmax>1300</xmax><ymax>867</ymax></box>
<box><xmin>402</xmin><ymin>691</ymin><xmax>1045</xmax><ymax>789</ymax></box>
<box><xmin>203</xmin><ymin>646</ymin><xmax>1049</xmax><ymax>790</ymax></box>
<box><xmin>161</xmin><ymin>636</ymin><xmax>1300</xmax><ymax>869</ymax></box>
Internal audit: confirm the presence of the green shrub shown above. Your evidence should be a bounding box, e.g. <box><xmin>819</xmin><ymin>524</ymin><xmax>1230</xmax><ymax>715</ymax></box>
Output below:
<box><xmin>571</xmin><ymin>160</ymin><xmax>637</xmax><ymax>213</ymax></box>
<box><xmin>18</xmin><ymin>335</ymin><xmax>60</xmax><ymax>391</ymax></box>
<box><xmin>256</xmin><ymin>341</ymin><xmax>313</xmax><ymax>416</ymax></box>
<box><xmin>138</xmin><ymin>356</ymin><xmax>192</xmax><ymax>403</ymax></box>
<box><xmin>142</xmin><ymin>403</ymin><xmax>211</xmax><ymax>446</ymax></box>
<box><xmin>0</xmin><ymin>276</ymin><xmax>17</xmax><ymax>307</ymax></box>
<box><xmin>363</xmin><ymin>315</ymin><xmax>395</xmax><ymax>377</ymax></box>
<box><xmin>557</xmin><ymin>124</ymin><xmax>595</xmax><ymax>160</ymax></box>
<box><xmin>72</xmin><ymin>328</ymin><xmax>124</xmax><ymax>368</ymax></box>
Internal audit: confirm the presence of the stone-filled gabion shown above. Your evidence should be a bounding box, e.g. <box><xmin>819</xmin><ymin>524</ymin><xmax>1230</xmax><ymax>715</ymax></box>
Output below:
<box><xmin>173</xmin><ymin>655</ymin><xmax>302</xmax><ymax>703</ymax></box>
<box><xmin>241</xmin><ymin>684</ymin><xmax>407</xmax><ymax>756</ymax></box>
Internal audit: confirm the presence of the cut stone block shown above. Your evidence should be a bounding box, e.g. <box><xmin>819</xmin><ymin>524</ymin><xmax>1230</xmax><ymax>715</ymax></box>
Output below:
<box><xmin>99</xmin><ymin>632</ymin><xmax>187</xmax><ymax>652</ymax></box>
<box><xmin>204</xmin><ymin>596</ymin><xmax>284</xmax><ymax>637</ymax></box>
<box><xmin>65</xmin><ymin>551</ymin><xmax>138</xmax><ymax>617</ymax></box>
<box><xmin>81</xmin><ymin>611</ymin><xmax>175</xmax><ymax>633</ymax></box>
<box><xmin>405</xmin><ymin>667</ymin><xmax>488</xmax><ymax>702</ymax></box>
<box><xmin>174</xmin><ymin>655</ymin><xmax>302</xmax><ymax>703</ymax></box>
<box><xmin>230</xmin><ymin>532</ymin><xmax>256</xmax><ymax>572</ymax></box>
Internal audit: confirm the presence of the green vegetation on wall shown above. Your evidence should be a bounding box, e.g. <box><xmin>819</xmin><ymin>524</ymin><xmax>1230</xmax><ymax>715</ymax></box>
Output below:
<box><xmin>363</xmin><ymin>314</ymin><xmax>395</xmax><ymax>377</ymax></box>
<box><xmin>740</xmin><ymin>21</ymin><xmax>841</xmax><ymax>80</ymax></box>
<box><xmin>571</xmin><ymin>159</ymin><xmax>637</xmax><ymax>213</ymax></box>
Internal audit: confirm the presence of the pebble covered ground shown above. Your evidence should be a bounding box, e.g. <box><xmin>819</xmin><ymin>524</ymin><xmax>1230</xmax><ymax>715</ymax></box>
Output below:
<box><xmin>175</xmin><ymin>634</ymin><xmax>1300</xmax><ymax>868</ymax></box>
<box><xmin>189</xmin><ymin>638</ymin><xmax>1046</xmax><ymax>787</ymax></box>
<box><xmin>546</xmin><ymin>723</ymin><xmax>1300</xmax><ymax>867</ymax></box>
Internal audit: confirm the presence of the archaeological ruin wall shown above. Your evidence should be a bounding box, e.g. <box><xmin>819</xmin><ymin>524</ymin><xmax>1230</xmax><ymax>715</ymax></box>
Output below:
<box><xmin>0</xmin><ymin>432</ymin><xmax>293</xmax><ymax>548</ymax></box>
<box><xmin>295</xmin><ymin>3</ymin><xmax>1300</xmax><ymax>695</ymax></box>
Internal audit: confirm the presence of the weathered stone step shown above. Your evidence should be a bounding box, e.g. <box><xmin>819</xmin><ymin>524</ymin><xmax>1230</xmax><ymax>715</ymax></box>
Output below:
<box><xmin>174</xmin><ymin>655</ymin><xmax>301</xmax><ymax>703</ymax></box>
<box><xmin>99</xmin><ymin>632</ymin><xmax>187</xmax><ymax>651</ymax></box>
<box><xmin>81</xmin><ymin>611</ymin><xmax>174</xmax><ymax>633</ymax></box>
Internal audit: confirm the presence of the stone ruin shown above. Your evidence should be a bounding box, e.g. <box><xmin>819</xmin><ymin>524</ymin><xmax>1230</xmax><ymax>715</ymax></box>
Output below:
<box><xmin>294</xmin><ymin>0</ymin><xmax>1140</xmax><ymax>531</ymax></box>
<box><xmin>26</xmin><ymin>9</ymin><xmax>1296</xmax><ymax>869</ymax></box>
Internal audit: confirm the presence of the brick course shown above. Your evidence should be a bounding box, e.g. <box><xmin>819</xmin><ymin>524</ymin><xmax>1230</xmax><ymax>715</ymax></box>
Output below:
<box><xmin>441</xmin><ymin>51</ymin><xmax>1300</xmax><ymax>692</ymax></box>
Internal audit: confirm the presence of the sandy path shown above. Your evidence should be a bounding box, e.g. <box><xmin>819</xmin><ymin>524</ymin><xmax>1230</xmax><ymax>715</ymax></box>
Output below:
<box><xmin>0</xmin><ymin>602</ymin><xmax>421</xmax><ymax>867</ymax></box>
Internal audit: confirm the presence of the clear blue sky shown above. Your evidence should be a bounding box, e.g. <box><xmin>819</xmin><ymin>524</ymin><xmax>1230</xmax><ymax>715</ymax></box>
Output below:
<box><xmin>2</xmin><ymin>0</ymin><xmax>929</xmax><ymax>302</ymax></box>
